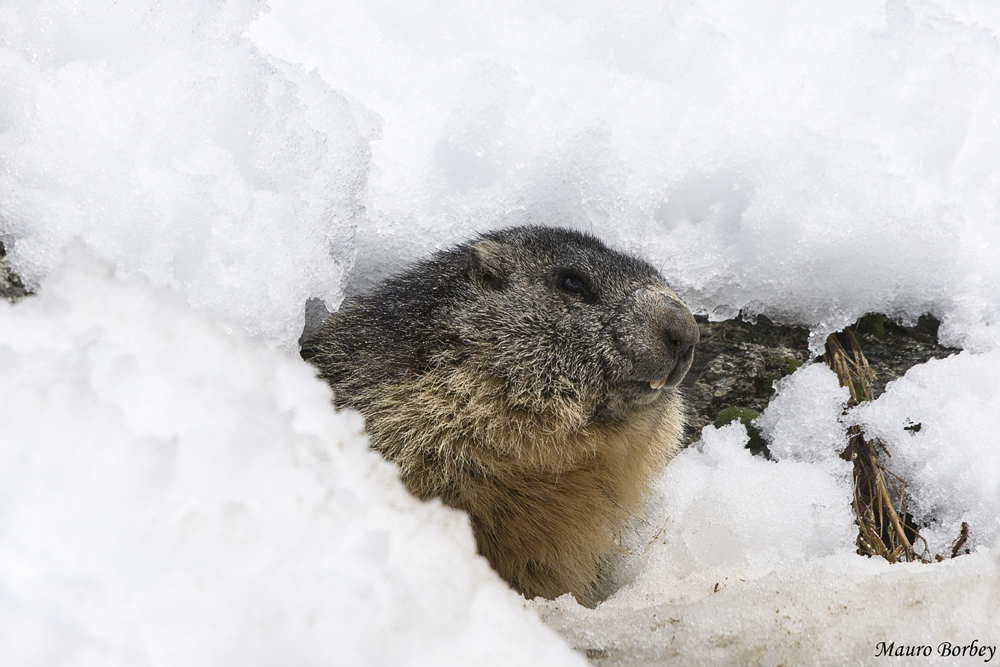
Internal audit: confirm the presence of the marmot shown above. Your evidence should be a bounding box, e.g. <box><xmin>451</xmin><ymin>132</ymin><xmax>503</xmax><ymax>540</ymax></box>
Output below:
<box><xmin>303</xmin><ymin>225</ymin><xmax>699</xmax><ymax>606</ymax></box>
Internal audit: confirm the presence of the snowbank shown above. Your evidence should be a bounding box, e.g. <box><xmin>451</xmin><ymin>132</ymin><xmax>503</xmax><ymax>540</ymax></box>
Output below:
<box><xmin>0</xmin><ymin>0</ymin><xmax>581</xmax><ymax>664</ymax></box>
<box><xmin>538</xmin><ymin>372</ymin><xmax>1000</xmax><ymax>664</ymax></box>
<box><xmin>251</xmin><ymin>0</ymin><xmax>1000</xmax><ymax>353</ymax></box>
<box><xmin>850</xmin><ymin>351</ymin><xmax>1000</xmax><ymax>556</ymax></box>
<box><xmin>0</xmin><ymin>249</ymin><xmax>582</xmax><ymax>666</ymax></box>
<box><xmin>0</xmin><ymin>0</ymin><xmax>368</xmax><ymax>349</ymax></box>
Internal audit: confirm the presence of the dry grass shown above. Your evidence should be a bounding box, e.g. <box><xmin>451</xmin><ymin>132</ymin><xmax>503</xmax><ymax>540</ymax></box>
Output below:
<box><xmin>824</xmin><ymin>329</ymin><xmax>932</xmax><ymax>564</ymax></box>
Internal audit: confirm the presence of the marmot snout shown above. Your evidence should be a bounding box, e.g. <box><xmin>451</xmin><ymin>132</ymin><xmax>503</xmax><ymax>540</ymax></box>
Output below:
<box><xmin>609</xmin><ymin>284</ymin><xmax>699</xmax><ymax>388</ymax></box>
<box><xmin>303</xmin><ymin>225</ymin><xmax>698</xmax><ymax>605</ymax></box>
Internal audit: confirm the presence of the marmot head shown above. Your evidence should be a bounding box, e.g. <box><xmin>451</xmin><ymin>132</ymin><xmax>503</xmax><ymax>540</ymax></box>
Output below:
<box><xmin>451</xmin><ymin>225</ymin><xmax>699</xmax><ymax>426</ymax></box>
<box><xmin>304</xmin><ymin>225</ymin><xmax>698</xmax><ymax>602</ymax></box>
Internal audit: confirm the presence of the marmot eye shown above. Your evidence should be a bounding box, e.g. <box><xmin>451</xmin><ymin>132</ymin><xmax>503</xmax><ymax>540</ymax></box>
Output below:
<box><xmin>559</xmin><ymin>272</ymin><xmax>590</xmax><ymax>297</ymax></box>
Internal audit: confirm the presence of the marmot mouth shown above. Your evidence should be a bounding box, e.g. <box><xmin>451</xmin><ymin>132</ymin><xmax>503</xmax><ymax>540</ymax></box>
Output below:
<box><xmin>636</xmin><ymin>379</ymin><xmax>671</xmax><ymax>394</ymax></box>
<box><xmin>627</xmin><ymin>379</ymin><xmax>671</xmax><ymax>395</ymax></box>
<box><xmin>643</xmin><ymin>342</ymin><xmax>696</xmax><ymax>391</ymax></box>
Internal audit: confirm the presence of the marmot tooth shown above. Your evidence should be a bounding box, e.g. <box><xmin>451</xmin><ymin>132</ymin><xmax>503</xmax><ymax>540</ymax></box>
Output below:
<box><xmin>650</xmin><ymin>378</ymin><xmax>667</xmax><ymax>390</ymax></box>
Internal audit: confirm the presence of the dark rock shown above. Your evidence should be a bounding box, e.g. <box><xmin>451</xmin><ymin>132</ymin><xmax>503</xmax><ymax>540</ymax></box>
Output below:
<box><xmin>848</xmin><ymin>314</ymin><xmax>957</xmax><ymax>397</ymax></box>
<box><xmin>680</xmin><ymin>314</ymin><xmax>810</xmax><ymax>445</ymax></box>
<box><xmin>0</xmin><ymin>241</ymin><xmax>30</xmax><ymax>303</ymax></box>
<box><xmin>681</xmin><ymin>313</ymin><xmax>959</xmax><ymax>449</ymax></box>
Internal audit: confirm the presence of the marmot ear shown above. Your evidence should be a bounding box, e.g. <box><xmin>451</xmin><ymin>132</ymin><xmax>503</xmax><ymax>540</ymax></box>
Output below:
<box><xmin>469</xmin><ymin>240</ymin><xmax>509</xmax><ymax>290</ymax></box>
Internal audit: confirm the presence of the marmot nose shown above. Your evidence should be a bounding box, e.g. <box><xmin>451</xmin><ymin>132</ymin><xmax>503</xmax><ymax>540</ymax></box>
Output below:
<box><xmin>660</xmin><ymin>298</ymin><xmax>700</xmax><ymax>347</ymax></box>
<box><xmin>655</xmin><ymin>298</ymin><xmax>700</xmax><ymax>388</ymax></box>
<box><xmin>611</xmin><ymin>286</ymin><xmax>699</xmax><ymax>389</ymax></box>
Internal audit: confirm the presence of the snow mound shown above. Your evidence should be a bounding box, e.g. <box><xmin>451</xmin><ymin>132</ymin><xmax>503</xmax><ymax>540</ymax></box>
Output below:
<box><xmin>0</xmin><ymin>0</ymin><xmax>370</xmax><ymax>349</ymax></box>
<box><xmin>0</xmin><ymin>248</ymin><xmax>582</xmax><ymax>666</ymax></box>
<box><xmin>537</xmin><ymin>551</ymin><xmax>1000</xmax><ymax>667</ymax></box>
<box><xmin>252</xmin><ymin>1</ymin><xmax>1000</xmax><ymax>352</ymax></box>
<box><xmin>756</xmin><ymin>363</ymin><xmax>851</xmax><ymax>469</ymax></box>
<box><xmin>849</xmin><ymin>350</ymin><xmax>1000</xmax><ymax>556</ymax></box>
<box><xmin>607</xmin><ymin>421</ymin><xmax>856</xmax><ymax>610</ymax></box>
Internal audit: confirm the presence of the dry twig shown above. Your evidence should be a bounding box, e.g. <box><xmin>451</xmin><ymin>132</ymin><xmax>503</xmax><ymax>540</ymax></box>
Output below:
<box><xmin>825</xmin><ymin>330</ymin><xmax>930</xmax><ymax>564</ymax></box>
<box><xmin>950</xmin><ymin>522</ymin><xmax>970</xmax><ymax>559</ymax></box>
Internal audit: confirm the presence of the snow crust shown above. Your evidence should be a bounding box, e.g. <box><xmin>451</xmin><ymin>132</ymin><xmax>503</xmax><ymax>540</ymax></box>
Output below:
<box><xmin>251</xmin><ymin>0</ymin><xmax>1000</xmax><ymax>353</ymax></box>
<box><xmin>539</xmin><ymin>551</ymin><xmax>1000</xmax><ymax>667</ymax></box>
<box><xmin>610</xmin><ymin>421</ymin><xmax>857</xmax><ymax>609</ymax></box>
<box><xmin>850</xmin><ymin>351</ymin><xmax>1000</xmax><ymax>556</ymax></box>
<box><xmin>0</xmin><ymin>0</ymin><xmax>368</xmax><ymax>349</ymax></box>
<box><xmin>538</xmin><ymin>368</ymin><xmax>1000</xmax><ymax>664</ymax></box>
<box><xmin>0</xmin><ymin>249</ymin><xmax>582</xmax><ymax>666</ymax></box>
<box><xmin>2</xmin><ymin>0</ymin><xmax>999</xmax><ymax>664</ymax></box>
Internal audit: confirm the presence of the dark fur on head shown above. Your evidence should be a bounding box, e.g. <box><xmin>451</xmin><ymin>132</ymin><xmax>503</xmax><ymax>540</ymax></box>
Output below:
<box><xmin>303</xmin><ymin>225</ymin><xmax>699</xmax><ymax>606</ymax></box>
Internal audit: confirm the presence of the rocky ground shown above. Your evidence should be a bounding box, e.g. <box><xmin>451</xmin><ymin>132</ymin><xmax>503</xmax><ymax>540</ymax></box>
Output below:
<box><xmin>680</xmin><ymin>312</ymin><xmax>958</xmax><ymax>454</ymax></box>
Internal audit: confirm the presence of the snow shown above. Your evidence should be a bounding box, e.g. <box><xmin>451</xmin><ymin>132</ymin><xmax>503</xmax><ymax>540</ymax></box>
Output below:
<box><xmin>609</xmin><ymin>422</ymin><xmax>857</xmax><ymax>608</ymax></box>
<box><xmin>538</xmin><ymin>552</ymin><xmax>1000</xmax><ymax>667</ymax></box>
<box><xmin>849</xmin><ymin>351</ymin><xmax>1000</xmax><ymax>557</ymax></box>
<box><xmin>756</xmin><ymin>363</ymin><xmax>852</xmax><ymax>469</ymax></box>
<box><xmin>0</xmin><ymin>0</ymin><xmax>367</xmax><ymax>349</ymax></box>
<box><xmin>2</xmin><ymin>0</ymin><xmax>1000</xmax><ymax>664</ymax></box>
<box><xmin>0</xmin><ymin>247</ymin><xmax>581</xmax><ymax>666</ymax></box>
<box><xmin>249</xmin><ymin>0</ymin><xmax>1000</xmax><ymax>353</ymax></box>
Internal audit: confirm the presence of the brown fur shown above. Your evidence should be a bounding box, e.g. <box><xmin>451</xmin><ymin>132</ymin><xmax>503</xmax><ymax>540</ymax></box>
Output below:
<box><xmin>303</xmin><ymin>226</ymin><xmax>698</xmax><ymax>606</ymax></box>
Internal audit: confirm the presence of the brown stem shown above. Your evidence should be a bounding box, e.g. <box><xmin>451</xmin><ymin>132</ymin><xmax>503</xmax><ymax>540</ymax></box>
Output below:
<box><xmin>869</xmin><ymin>450</ymin><xmax>915</xmax><ymax>561</ymax></box>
